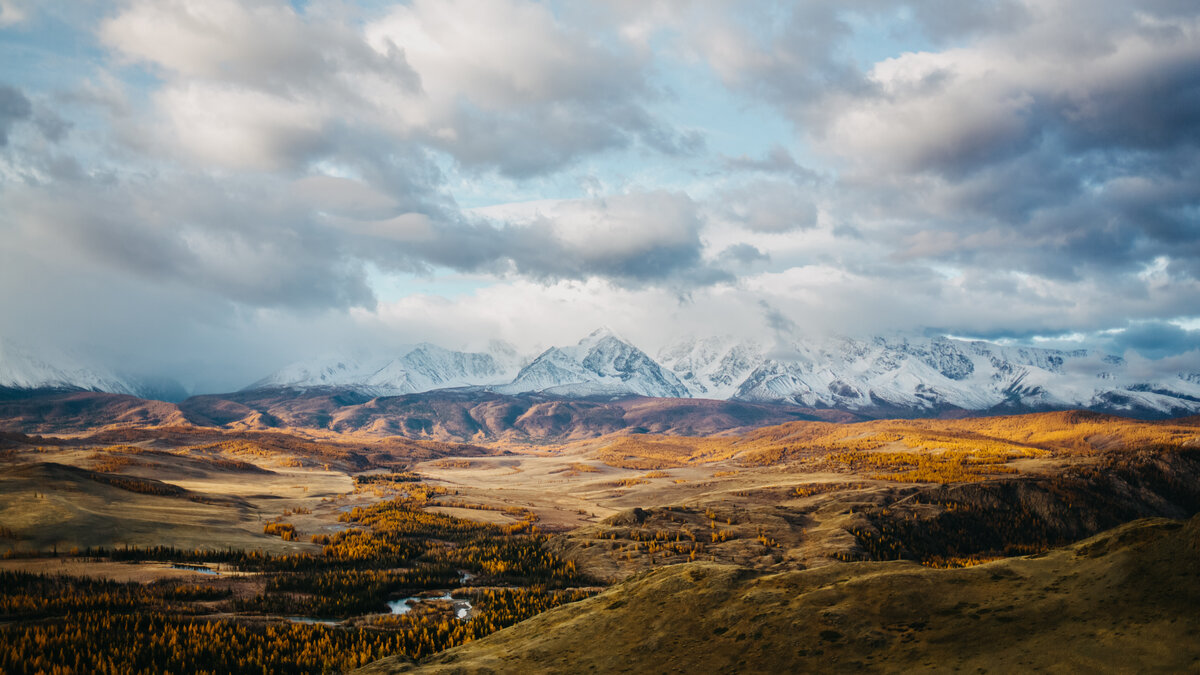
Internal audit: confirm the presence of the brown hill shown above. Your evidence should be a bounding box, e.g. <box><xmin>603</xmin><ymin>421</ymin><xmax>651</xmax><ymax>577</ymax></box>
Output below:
<box><xmin>0</xmin><ymin>462</ymin><xmax>272</xmax><ymax>553</ymax></box>
<box><xmin>0</xmin><ymin>388</ymin><xmax>839</xmax><ymax>442</ymax></box>
<box><xmin>0</xmin><ymin>390</ymin><xmax>187</xmax><ymax>432</ymax></box>
<box><xmin>356</xmin><ymin>514</ymin><xmax>1200</xmax><ymax>674</ymax></box>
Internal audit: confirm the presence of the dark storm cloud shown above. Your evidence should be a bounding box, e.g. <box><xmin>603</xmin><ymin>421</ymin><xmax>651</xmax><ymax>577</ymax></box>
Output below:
<box><xmin>0</xmin><ymin>84</ymin><xmax>31</xmax><ymax>146</ymax></box>
<box><xmin>1109</xmin><ymin>322</ymin><xmax>1200</xmax><ymax>359</ymax></box>
<box><xmin>7</xmin><ymin>176</ymin><xmax>377</xmax><ymax>310</ymax></box>
<box><xmin>716</xmin><ymin>243</ymin><xmax>770</xmax><ymax>267</ymax></box>
<box><xmin>685</xmin><ymin>0</ymin><xmax>1200</xmax><ymax>285</ymax></box>
<box><xmin>722</xmin><ymin>145</ymin><xmax>819</xmax><ymax>182</ymax></box>
<box><xmin>33</xmin><ymin>108</ymin><xmax>71</xmax><ymax>142</ymax></box>
<box><xmin>759</xmin><ymin>300</ymin><xmax>798</xmax><ymax>335</ymax></box>
<box><xmin>430</xmin><ymin>100</ymin><xmax>703</xmax><ymax>179</ymax></box>
<box><xmin>770</xmin><ymin>1</ymin><xmax>1200</xmax><ymax>288</ymax></box>
<box><xmin>890</xmin><ymin>0</ymin><xmax>1031</xmax><ymax>43</ymax></box>
<box><xmin>877</xmin><ymin>148</ymin><xmax>1200</xmax><ymax>282</ymax></box>
<box><xmin>370</xmin><ymin>191</ymin><xmax>726</xmax><ymax>286</ymax></box>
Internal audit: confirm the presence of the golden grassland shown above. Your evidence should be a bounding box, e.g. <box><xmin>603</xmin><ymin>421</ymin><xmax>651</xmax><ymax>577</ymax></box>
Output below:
<box><xmin>591</xmin><ymin>411</ymin><xmax>1200</xmax><ymax>483</ymax></box>
<box><xmin>2</xmin><ymin>411</ymin><xmax>1200</xmax><ymax>673</ymax></box>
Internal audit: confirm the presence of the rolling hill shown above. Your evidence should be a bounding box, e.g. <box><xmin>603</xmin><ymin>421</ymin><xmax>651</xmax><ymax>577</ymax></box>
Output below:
<box><xmin>355</xmin><ymin>514</ymin><xmax>1200</xmax><ymax>673</ymax></box>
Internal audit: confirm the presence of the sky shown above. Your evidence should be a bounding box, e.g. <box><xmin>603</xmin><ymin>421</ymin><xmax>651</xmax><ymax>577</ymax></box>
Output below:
<box><xmin>1</xmin><ymin>0</ymin><xmax>1199</xmax><ymax>393</ymax></box>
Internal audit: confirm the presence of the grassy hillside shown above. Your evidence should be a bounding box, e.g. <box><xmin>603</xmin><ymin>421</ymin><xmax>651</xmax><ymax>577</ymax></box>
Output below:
<box><xmin>591</xmin><ymin>411</ymin><xmax>1200</xmax><ymax>481</ymax></box>
<box><xmin>357</xmin><ymin>514</ymin><xmax>1200</xmax><ymax>674</ymax></box>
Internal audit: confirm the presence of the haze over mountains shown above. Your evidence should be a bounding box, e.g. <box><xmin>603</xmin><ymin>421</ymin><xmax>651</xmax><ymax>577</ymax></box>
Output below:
<box><xmin>2</xmin><ymin>329</ymin><xmax>1199</xmax><ymax>420</ymax></box>
<box><xmin>0</xmin><ymin>339</ymin><xmax>142</xmax><ymax>397</ymax></box>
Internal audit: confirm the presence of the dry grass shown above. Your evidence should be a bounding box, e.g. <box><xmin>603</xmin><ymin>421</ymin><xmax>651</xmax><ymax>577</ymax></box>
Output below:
<box><xmin>357</xmin><ymin>515</ymin><xmax>1200</xmax><ymax>675</ymax></box>
<box><xmin>587</xmin><ymin>411</ymin><xmax>1200</xmax><ymax>483</ymax></box>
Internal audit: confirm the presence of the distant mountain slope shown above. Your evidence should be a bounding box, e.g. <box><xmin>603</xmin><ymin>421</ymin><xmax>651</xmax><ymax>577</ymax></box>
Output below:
<box><xmin>0</xmin><ymin>388</ymin><xmax>190</xmax><ymax>433</ymax></box>
<box><xmin>0</xmin><ymin>339</ymin><xmax>188</xmax><ymax>401</ymax></box>
<box><xmin>0</xmin><ymin>387</ymin><xmax>836</xmax><ymax>441</ymax></box>
<box><xmin>356</xmin><ymin>515</ymin><xmax>1200</xmax><ymax>674</ymax></box>
<box><xmin>0</xmin><ymin>339</ymin><xmax>139</xmax><ymax>396</ymax></box>
<box><xmin>248</xmin><ymin>342</ymin><xmax>520</xmax><ymax>396</ymax></box>
<box><xmin>253</xmin><ymin>331</ymin><xmax>1200</xmax><ymax>418</ymax></box>
<box><xmin>6</xmin><ymin>330</ymin><xmax>1200</xmax><ymax>420</ymax></box>
<box><xmin>658</xmin><ymin>334</ymin><xmax>1200</xmax><ymax>418</ymax></box>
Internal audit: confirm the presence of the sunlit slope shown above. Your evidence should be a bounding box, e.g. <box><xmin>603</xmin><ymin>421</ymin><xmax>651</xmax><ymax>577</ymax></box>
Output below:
<box><xmin>357</xmin><ymin>514</ymin><xmax>1200</xmax><ymax>674</ymax></box>
<box><xmin>0</xmin><ymin>462</ymin><xmax>310</xmax><ymax>553</ymax></box>
<box><xmin>591</xmin><ymin>411</ymin><xmax>1200</xmax><ymax>480</ymax></box>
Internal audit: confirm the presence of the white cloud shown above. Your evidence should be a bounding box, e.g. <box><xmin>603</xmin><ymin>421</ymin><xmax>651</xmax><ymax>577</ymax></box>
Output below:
<box><xmin>0</xmin><ymin>0</ymin><xmax>29</xmax><ymax>27</ymax></box>
<box><xmin>821</xmin><ymin>12</ymin><xmax>1200</xmax><ymax>175</ymax></box>
<box><xmin>100</xmin><ymin>0</ymin><xmax>673</xmax><ymax>177</ymax></box>
<box><xmin>100</xmin><ymin>0</ymin><xmax>322</xmax><ymax>84</ymax></box>
<box><xmin>365</xmin><ymin>0</ymin><xmax>639</xmax><ymax>108</ymax></box>
<box><xmin>156</xmin><ymin>83</ymin><xmax>329</xmax><ymax>170</ymax></box>
<box><xmin>477</xmin><ymin>191</ymin><xmax>700</xmax><ymax>262</ymax></box>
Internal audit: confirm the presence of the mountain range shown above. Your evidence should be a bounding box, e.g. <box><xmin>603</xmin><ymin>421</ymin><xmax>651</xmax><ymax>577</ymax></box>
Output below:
<box><xmin>3</xmin><ymin>329</ymin><xmax>1200</xmax><ymax>419</ymax></box>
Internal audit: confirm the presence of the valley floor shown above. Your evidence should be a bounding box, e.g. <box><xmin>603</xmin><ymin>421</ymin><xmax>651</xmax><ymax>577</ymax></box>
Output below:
<box><xmin>358</xmin><ymin>514</ymin><xmax>1200</xmax><ymax>674</ymax></box>
<box><xmin>0</xmin><ymin>411</ymin><xmax>1198</xmax><ymax>672</ymax></box>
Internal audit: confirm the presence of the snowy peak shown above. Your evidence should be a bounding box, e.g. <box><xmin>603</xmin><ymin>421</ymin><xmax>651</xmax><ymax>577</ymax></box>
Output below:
<box><xmin>730</xmin><ymin>335</ymin><xmax>1200</xmax><ymax>417</ymax></box>
<box><xmin>251</xmin><ymin>343</ymin><xmax>520</xmax><ymax>396</ymax></box>
<box><xmin>0</xmin><ymin>338</ymin><xmax>138</xmax><ymax>395</ymax></box>
<box><xmin>177</xmin><ymin>331</ymin><xmax>1200</xmax><ymax>417</ymax></box>
<box><xmin>576</xmin><ymin>326</ymin><xmax>624</xmax><ymax>350</ymax></box>
<box><xmin>248</xmin><ymin>354</ymin><xmax>375</xmax><ymax>390</ymax></box>
<box><xmin>658</xmin><ymin>336</ymin><xmax>765</xmax><ymax>399</ymax></box>
<box><xmin>246</xmin><ymin>332</ymin><xmax>1200</xmax><ymax>417</ymax></box>
<box><xmin>498</xmin><ymin>332</ymin><xmax>690</xmax><ymax>398</ymax></box>
<box><xmin>366</xmin><ymin>343</ymin><xmax>510</xmax><ymax>393</ymax></box>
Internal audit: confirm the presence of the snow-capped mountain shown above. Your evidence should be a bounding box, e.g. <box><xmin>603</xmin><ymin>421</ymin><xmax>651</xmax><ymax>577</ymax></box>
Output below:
<box><xmin>722</xmin><ymin>335</ymin><xmax>1200</xmax><ymax>417</ymax></box>
<box><xmin>495</xmin><ymin>328</ymin><xmax>690</xmax><ymax>398</ymax></box>
<box><xmin>250</xmin><ymin>331</ymin><xmax>1200</xmax><ymax>416</ymax></box>
<box><xmin>249</xmin><ymin>354</ymin><xmax>376</xmax><ymax>390</ymax></box>
<box><xmin>0</xmin><ymin>338</ymin><xmax>140</xmax><ymax>395</ymax></box>
<box><xmin>657</xmin><ymin>336</ymin><xmax>765</xmax><ymax>399</ymax></box>
<box><xmin>365</xmin><ymin>343</ymin><xmax>515</xmax><ymax>393</ymax></box>
<box><xmin>248</xmin><ymin>342</ymin><xmax>521</xmax><ymax>396</ymax></box>
<box><xmin>12</xmin><ymin>328</ymin><xmax>1198</xmax><ymax>419</ymax></box>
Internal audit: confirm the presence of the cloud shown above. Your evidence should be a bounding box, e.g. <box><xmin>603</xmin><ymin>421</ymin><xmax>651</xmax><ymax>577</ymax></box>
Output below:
<box><xmin>722</xmin><ymin>145</ymin><xmax>818</xmax><ymax>181</ymax></box>
<box><xmin>820</xmin><ymin>11</ymin><xmax>1200</xmax><ymax>176</ymax></box>
<box><xmin>365</xmin><ymin>0</ymin><xmax>697</xmax><ymax>176</ymax></box>
<box><xmin>462</xmin><ymin>191</ymin><xmax>724</xmax><ymax>284</ymax></box>
<box><xmin>100</xmin><ymin>0</ymin><xmax>686</xmax><ymax>178</ymax></box>
<box><xmin>1</xmin><ymin>0</ymin><xmax>1199</xmax><ymax>391</ymax></box>
<box><xmin>711</xmin><ymin>179</ymin><xmax>819</xmax><ymax>233</ymax></box>
<box><xmin>0</xmin><ymin>84</ymin><xmax>32</xmax><ymax>146</ymax></box>
<box><xmin>1120</xmin><ymin>349</ymin><xmax>1200</xmax><ymax>381</ymax></box>
<box><xmin>100</xmin><ymin>0</ymin><xmax>405</xmax><ymax>92</ymax></box>
<box><xmin>1109</xmin><ymin>322</ymin><xmax>1200</xmax><ymax>359</ymax></box>
<box><xmin>1</xmin><ymin>163</ymin><xmax>380</xmax><ymax>311</ymax></box>
<box><xmin>777</xmin><ymin>2</ymin><xmax>1200</xmax><ymax>289</ymax></box>
<box><xmin>0</xmin><ymin>0</ymin><xmax>30</xmax><ymax>27</ymax></box>
<box><xmin>655</xmin><ymin>2</ymin><xmax>1200</xmax><ymax>286</ymax></box>
<box><xmin>155</xmin><ymin>83</ymin><xmax>332</xmax><ymax>171</ymax></box>
<box><xmin>716</xmin><ymin>243</ymin><xmax>770</xmax><ymax>267</ymax></box>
